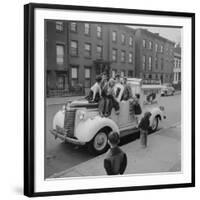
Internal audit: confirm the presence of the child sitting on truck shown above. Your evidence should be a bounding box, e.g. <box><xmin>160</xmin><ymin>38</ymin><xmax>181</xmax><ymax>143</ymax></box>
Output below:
<box><xmin>99</xmin><ymin>79</ymin><xmax>119</xmax><ymax>117</ymax></box>
<box><xmin>86</xmin><ymin>75</ymin><xmax>102</xmax><ymax>103</ymax></box>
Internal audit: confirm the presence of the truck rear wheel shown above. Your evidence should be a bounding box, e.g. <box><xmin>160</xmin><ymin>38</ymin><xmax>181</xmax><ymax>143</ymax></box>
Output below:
<box><xmin>87</xmin><ymin>130</ymin><xmax>109</xmax><ymax>155</ymax></box>
<box><xmin>151</xmin><ymin>117</ymin><xmax>159</xmax><ymax>132</ymax></box>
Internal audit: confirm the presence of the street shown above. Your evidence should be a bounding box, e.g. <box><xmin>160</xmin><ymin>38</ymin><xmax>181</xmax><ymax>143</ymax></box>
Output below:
<box><xmin>45</xmin><ymin>94</ymin><xmax>181</xmax><ymax>178</ymax></box>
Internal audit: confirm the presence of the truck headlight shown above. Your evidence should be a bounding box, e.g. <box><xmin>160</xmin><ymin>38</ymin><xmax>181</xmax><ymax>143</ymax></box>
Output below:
<box><xmin>62</xmin><ymin>103</ymin><xmax>70</xmax><ymax>112</ymax></box>
<box><xmin>79</xmin><ymin>111</ymin><xmax>85</xmax><ymax>120</ymax></box>
<box><xmin>62</xmin><ymin>105</ymin><xmax>66</xmax><ymax>110</ymax></box>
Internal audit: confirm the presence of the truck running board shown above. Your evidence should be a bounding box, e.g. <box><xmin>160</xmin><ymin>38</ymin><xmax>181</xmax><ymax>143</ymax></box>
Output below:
<box><xmin>120</xmin><ymin>127</ymin><xmax>139</xmax><ymax>137</ymax></box>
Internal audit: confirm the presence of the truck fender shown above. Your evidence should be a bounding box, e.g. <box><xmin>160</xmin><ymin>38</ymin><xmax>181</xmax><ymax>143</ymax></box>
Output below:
<box><xmin>149</xmin><ymin>107</ymin><xmax>163</xmax><ymax>126</ymax></box>
<box><xmin>75</xmin><ymin>116</ymin><xmax>119</xmax><ymax>143</ymax></box>
<box><xmin>52</xmin><ymin>110</ymin><xmax>65</xmax><ymax>130</ymax></box>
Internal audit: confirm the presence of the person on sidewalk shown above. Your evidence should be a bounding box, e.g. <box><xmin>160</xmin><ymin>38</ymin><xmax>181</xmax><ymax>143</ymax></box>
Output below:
<box><xmin>104</xmin><ymin>131</ymin><xmax>127</xmax><ymax>175</ymax></box>
<box><xmin>138</xmin><ymin>112</ymin><xmax>152</xmax><ymax>148</ymax></box>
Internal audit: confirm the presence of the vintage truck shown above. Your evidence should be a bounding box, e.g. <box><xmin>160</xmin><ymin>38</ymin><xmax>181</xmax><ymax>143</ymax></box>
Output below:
<box><xmin>50</xmin><ymin>78</ymin><xmax>166</xmax><ymax>155</ymax></box>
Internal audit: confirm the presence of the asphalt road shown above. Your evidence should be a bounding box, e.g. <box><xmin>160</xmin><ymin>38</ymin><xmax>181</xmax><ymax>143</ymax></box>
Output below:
<box><xmin>45</xmin><ymin>94</ymin><xmax>181</xmax><ymax>178</ymax></box>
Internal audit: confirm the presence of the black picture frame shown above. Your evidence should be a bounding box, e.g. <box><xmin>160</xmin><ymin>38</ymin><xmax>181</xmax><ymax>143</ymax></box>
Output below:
<box><xmin>24</xmin><ymin>3</ymin><xmax>195</xmax><ymax>197</ymax></box>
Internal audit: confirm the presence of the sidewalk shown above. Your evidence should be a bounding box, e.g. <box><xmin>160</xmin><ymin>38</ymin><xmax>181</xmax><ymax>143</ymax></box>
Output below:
<box><xmin>50</xmin><ymin>124</ymin><xmax>181</xmax><ymax>178</ymax></box>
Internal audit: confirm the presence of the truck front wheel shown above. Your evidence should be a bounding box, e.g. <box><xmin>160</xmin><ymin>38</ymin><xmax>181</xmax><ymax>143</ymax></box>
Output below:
<box><xmin>87</xmin><ymin>131</ymin><xmax>109</xmax><ymax>155</ymax></box>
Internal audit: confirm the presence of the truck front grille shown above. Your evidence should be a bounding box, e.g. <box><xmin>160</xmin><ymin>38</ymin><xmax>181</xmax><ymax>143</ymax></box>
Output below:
<box><xmin>64</xmin><ymin>109</ymin><xmax>76</xmax><ymax>138</ymax></box>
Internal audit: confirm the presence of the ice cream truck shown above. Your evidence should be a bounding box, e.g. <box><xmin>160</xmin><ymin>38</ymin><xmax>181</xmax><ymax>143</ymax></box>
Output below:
<box><xmin>50</xmin><ymin>78</ymin><xmax>166</xmax><ymax>155</ymax></box>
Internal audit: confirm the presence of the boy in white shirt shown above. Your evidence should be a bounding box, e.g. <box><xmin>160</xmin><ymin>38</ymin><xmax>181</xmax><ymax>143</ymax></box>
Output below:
<box><xmin>86</xmin><ymin>75</ymin><xmax>102</xmax><ymax>103</ymax></box>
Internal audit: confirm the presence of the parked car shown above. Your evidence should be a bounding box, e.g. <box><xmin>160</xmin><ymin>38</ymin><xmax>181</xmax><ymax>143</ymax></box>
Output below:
<box><xmin>50</xmin><ymin>78</ymin><xmax>166</xmax><ymax>155</ymax></box>
<box><xmin>161</xmin><ymin>83</ymin><xmax>175</xmax><ymax>96</ymax></box>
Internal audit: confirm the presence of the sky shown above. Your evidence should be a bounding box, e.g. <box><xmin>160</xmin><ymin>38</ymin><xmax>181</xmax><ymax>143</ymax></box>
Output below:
<box><xmin>129</xmin><ymin>25</ymin><xmax>181</xmax><ymax>46</ymax></box>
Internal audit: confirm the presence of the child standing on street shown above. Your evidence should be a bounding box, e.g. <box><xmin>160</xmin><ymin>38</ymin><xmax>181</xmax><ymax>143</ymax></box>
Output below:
<box><xmin>104</xmin><ymin>132</ymin><xmax>127</xmax><ymax>175</ymax></box>
<box><xmin>138</xmin><ymin>112</ymin><xmax>152</xmax><ymax>148</ymax></box>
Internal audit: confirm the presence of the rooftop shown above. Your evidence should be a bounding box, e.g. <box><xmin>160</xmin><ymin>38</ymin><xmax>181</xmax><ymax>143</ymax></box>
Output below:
<box><xmin>136</xmin><ymin>28</ymin><xmax>175</xmax><ymax>45</ymax></box>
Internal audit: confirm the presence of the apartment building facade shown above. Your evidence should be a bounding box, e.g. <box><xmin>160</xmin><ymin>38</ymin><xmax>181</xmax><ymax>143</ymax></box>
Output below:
<box><xmin>45</xmin><ymin>20</ymin><xmax>136</xmax><ymax>97</ymax></box>
<box><xmin>173</xmin><ymin>45</ymin><xmax>181</xmax><ymax>88</ymax></box>
<box><xmin>135</xmin><ymin>29</ymin><xmax>175</xmax><ymax>84</ymax></box>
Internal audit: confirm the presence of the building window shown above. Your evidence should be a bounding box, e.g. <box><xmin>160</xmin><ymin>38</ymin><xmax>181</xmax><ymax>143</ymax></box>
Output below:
<box><xmin>56</xmin><ymin>21</ymin><xmax>64</xmax><ymax>32</ymax></box>
<box><xmin>178</xmin><ymin>60</ymin><xmax>181</xmax><ymax>68</ymax></box>
<box><xmin>84</xmin><ymin>43</ymin><xmax>91</xmax><ymax>58</ymax></box>
<box><xmin>97</xmin><ymin>25</ymin><xmax>102</xmax><ymax>38</ymax></box>
<box><xmin>155</xmin><ymin>43</ymin><xmax>158</xmax><ymax>52</ymax></box>
<box><xmin>70</xmin><ymin>41</ymin><xmax>78</xmax><ymax>56</ymax></box>
<box><xmin>120</xmin><ymin>70</ymin><xmax>125</xmax><ymax>77</ymax></box>
<box><xmin>175</xmin><ymin>59</ymin><xmax>178</xmax><ymax>68</ymax></box>
<box><xmin>129</xmin><ymin>36</ymin><xmax>133</xmax><ymax>46</ymax></box>
<box><xmin>84</xmin><ymin>23</ymin><xmax>90</xmax><ymax>35</ymax></box>
<box><xmin>143</xmin><ymin>39</ymin><xmax>146</xmax><ymax>48</ymax></box>
<box><xmin>174</xmin><ymin>59</ymin><xmax>177</xmax><ymax>68</ymax></box>
<box><xmin>161</xmin><ymin>58</ymin><xmax>164</xmax><ymax>70</ymax></box>
<box><xmin>149</xmin><ymin>74</ymin><xmax>152</xmax><ymax>79</ymax></box>
<box><xmin>121</xmin><ymin>33</ymin><xmax>125</xmax><ymax>44</ymax></box>
<box><xmin>112</xmin><ymin>49</ymin><xmax>117</xmax><ymax>62</ymax></box>
<box><xmin>149</xmin><ymin>41</ymin><xmax>153</xmax><ymax>49</ymax></box>
<box><xmin>128</xmin><ymin>52</ymin><xmax>133</xmax><ymax>63</ymax></box>
<box><xmin>166</xmin><ymin>46</ymin><xmax>169</xmax><ymax>54</ymax></box>
<box><xmin>56</xmin><ymin>75</ymin><xmax>65</xmax><ymax>89</ymax></box>
<box><xmin>97</xmin><ymin>45</ymin><xmax>103</xmax><ymax>59</ymax></box>
<box><xmin>70</xmin><ymin>22</ymin><xmax>77</xmax><ymax>32</ymax></box>
<box><xmin>121</xmin><ymin>50</ymin><xmax>126</xmax><ymax>62</ymax></box>
<box><xmin>112</xmin><ymin>31</ymin><xmax>117</xmax><ymax>42</ymax></box>
<box><xmin>148</xmin><ymin>56</ymin><xmax>152</xmax><ymax>70</ymax></box>
<box><xmin>71</xmin><ymin>66</ymin><xmax>78</xmax><ymax>86</ymax></box>
<box><xmin>142</xmin><ymin>55</ymin><xmax>146</xmax><ymax>70</ymax></box>
<box><xmin>111</xmin><ymin>69</ymin><xmax>117</xmax><ymax>78</ymax></box>
<box><xmin>155</xmin><ymin>56</ymin><xmax>158</xmax><ymax>69</ymax></box>
<box><xmin>56</xmin><ymin>44</ymin><xmax>64</xmax><ymax>65</ymax></box>
<box><xmin>84</xmin><ymin>67</ymin><xmax>91</xmax><ymax>88</ymax></box>
<box><xmin>128</xmin><ymin>70</ymin><xmax>133</xmax><ymax>77</ymax></box>
<box><xmin>160</xmin><ymin>45</ymin><xmax>164</xmax><ymax>53</ymax></box>
<box><xmin>176</xmin><ymin>73</ymin><xmax>179</xmax><ymax>82</ymax></box>
<box><xmin>178</xmin><ymin>72</ymin><xmax>181</xmax><ymax>81</ymax></box>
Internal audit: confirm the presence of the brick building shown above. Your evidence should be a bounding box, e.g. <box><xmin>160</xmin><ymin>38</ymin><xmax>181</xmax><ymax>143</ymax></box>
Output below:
<box><xmin>45</xmin><ymin>20</ymin><xmax>136</xmax><ymax>97</ymax></box>
<box><xmin>135</xmin><ymin>29</ymin><xmax>175</xmax><ymax>84</ymax></box>
<box><xmin>173</xmin><ymin>45</ymin><xmax>181</xmax><ymax>89</ymax></box>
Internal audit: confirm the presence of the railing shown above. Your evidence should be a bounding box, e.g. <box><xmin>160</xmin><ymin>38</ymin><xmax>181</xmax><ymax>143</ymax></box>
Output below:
<box><xmin>47</xmin><ymin>86</ymin><xmax>85</xmax><ymax>97</ymax></box>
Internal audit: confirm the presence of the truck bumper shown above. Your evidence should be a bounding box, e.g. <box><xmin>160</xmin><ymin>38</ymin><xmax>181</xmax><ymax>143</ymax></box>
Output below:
<box><xmin>50</xmin><ymin>129</ymin><xmax>86</xmax><ymax>146</ymax></box>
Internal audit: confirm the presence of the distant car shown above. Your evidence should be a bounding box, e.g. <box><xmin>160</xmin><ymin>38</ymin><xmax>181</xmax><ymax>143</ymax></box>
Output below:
<box><xmin>161</xmin><ymin>84</ymin><xmax>175</xmax><ymax>96</ymax></box>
